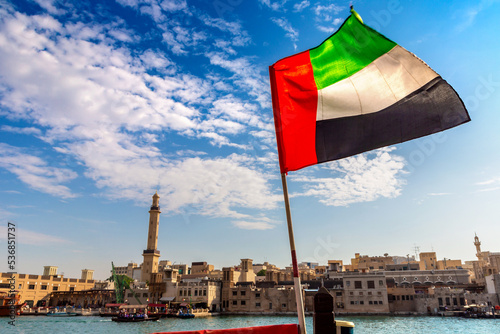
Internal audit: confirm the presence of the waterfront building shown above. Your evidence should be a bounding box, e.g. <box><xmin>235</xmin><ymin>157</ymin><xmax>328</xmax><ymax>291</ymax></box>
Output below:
<box><xmin>339</xmin><ymin>272</ymin><xmax>390</xmax><ymax>313</ymax></box>
<box><xmin>224</xmin><ymin>282</ymin><xmax>299</xmax><ymax>314</ymax></box>
<box><xmin>0</xmin><ymin>270</ymin><xmax>95</xmax><ymax>307</ymax></box>
<box><xmin>176</xmin><ymin>279</ymin><xmax>221</xmax><ymax>311</ymax></box>
<box><xmin>49</xmin><ymin>289</ymin><xmax>114</xmax><ymax>308</ymax></box>
<box><xmin>141</xmin><ymin>192</ymin><xmax>161</xmax><ymax>283</ymax></box>
<box><xmin>385</xmin><ymin>268</ymin><xmax>470</xmax><ymax>286</ymax></box>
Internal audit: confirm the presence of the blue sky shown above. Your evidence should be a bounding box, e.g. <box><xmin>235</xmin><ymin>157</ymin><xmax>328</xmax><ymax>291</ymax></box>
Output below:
<box><xmin>0</xmin><ymin>0</ymin><xmax>499</xmax><ymax>280</ymax></box>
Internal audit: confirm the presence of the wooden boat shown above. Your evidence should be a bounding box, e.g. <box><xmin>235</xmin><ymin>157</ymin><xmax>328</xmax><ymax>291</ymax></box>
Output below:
<box><xmin>0</xmin><ymin>292</ymin><xmax>22</xmax><ymax>317</ymax></box>
<box><xmin>111</xmin><ymin>314</ymin><xmax>161</xmax><ymax>322</ymax></box>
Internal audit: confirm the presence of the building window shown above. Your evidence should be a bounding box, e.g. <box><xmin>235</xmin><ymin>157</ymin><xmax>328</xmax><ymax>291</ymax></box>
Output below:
<box><xmin>282</xmin><ymin>303</ymin><xmax>287</xmax><ymax>308</ymax></box>
<box><xmin>256</xmin><ymin>303</ymin><xmax>261</xmax><ymax>307</ymax></box>
<box><xmin>232</xmin><ymin>291</ymin><xmax>237</xmax><ymax>296</ymax></box>
<box><xmin>369</xmin><ymin>301</ymin><xmax>373</xmax><ymax>305</ymax></box>
<box><xmin>360</xmin><ymin>301</ymin><xmax>364</xmax><ymax>305</ymax></box>
<box><xmin>41</xmin><ymin>285</ymin><xmax>48</xmax><ymax>290</ymax></box>
<box><xmin>69</xmin><ymin>287</ymin><xmax>75</xmax><ymax>292</ymax></box>
<box><xmin>143</xmin><ymin>293</ymin><xmax>148</xmax><ymax>297</ymax></box>
<box><xmin>368</xmin><ymin>292</ymin><xmax>372</xmax><ymax>295</ymax></box>
<box><xmin>349</xmin><ymin>292</ymin><xmax>354</xmax><ymax>296</ymax></box>
<box><xmin>255</xmin><ymin>293</ymin><xmax>260</xmax><ymax>298</ymax></box>
<box><xmin>232</xmin><ymin>301</ymin><xmax>237</xmax><ymax>305</ymax></box>
<box><xmin>18</xmin><ymin>284</ymin><xmax>22</xmax><ymax>289</ymax></box>
<box><xmin>53</xmin><ymin>286</ymin><xmax>58</xmax><ymax>291</ymax></box>
<box><xmin>378</xmin><ymin>291</ymin><xmax>382</xmax><ymax>295</ymax></box>
<box><xmin>367</xmin><ymin>281</ymin><xmax>375</xmax><ymax>289</ymax></box>
<box><xmin>379</xmin><ymin>280</ymin><xmax>384</xmax><ymax>286</ymax></box>
<box><xmin>379</xmin><ymin>301</ymin><xmax>383</xmax><ymax>305</ymax></box>
<box><xmin>269</xmin><ymin>303</ymin><xmax>272</xmax><ymax>310</ymax></box>
<box><xmin>241</xmin><ymin>300</ymin><xmax>246</xmax><ymax>305</ymax></box>
<box><xmin>203</xmin><ymin>289</ymin><xmax>207</xmax><ymax>296</ymax></box>
<box><xmin>194</xmin><ymin>290</ymin><xmax>198</xmax><ymax>296</ymax></box>
<box><xmin>354</xmin><ymin>281</ymin><xmax>362</xmax><ymax>289</ymax></box>
<box><xmin>241</xmin><ymin>291</ymin><xmax>246</xmax><ymax>296</ymax></box>
<box><xmin>128</xmin><ymin>293</ymin><xmax>133</xmax><ymax>297</ymax></box>
<box><xmin>350</xmin><ymin>301</ymin><xmax>354</xmax><ymax>305</ymax></box>
<box><xmin>359</xmin><ymin>292</ymin><xmax>363</xmax><ymax>296</ymax></box>
<box><xmin>346</xmin><ymin>281</ymin><xmax>350</xmax><ymax>287</ymax></box>
<box><xmin>28</xmin><ymin>285</ymin><xmax>35</xmax><ymax>290</ymax></box>
<box><xmin>445</xmin><ymin>297</ymin><xmax>450</xmax><ymax>306</ymax></box>
<box><xmin>336</xmin><ymin>292</ymin><xmax>342</xmax><ymax>297</ymax></box>
<box><xmin>188</xmin><ymin>289</ymin><xmax>192</xmax><ymax>296</ymax></box>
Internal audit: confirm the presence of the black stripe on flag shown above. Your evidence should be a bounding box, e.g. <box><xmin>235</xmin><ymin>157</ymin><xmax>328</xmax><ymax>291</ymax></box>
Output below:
<box><xmin>315</xmin><ymin>77</ymin><xmax>470</xmax><ymax>163</ymax></box>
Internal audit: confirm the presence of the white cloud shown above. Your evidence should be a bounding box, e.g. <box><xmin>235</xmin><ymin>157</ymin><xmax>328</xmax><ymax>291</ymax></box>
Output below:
<box><xmin>205</xmin><ymin>52</ymin><xmax>271</xmax><ymax>109</ymax></box>
<box><xmin>292</xmin><ymin>147</ymin><xmax>407</xmax><ymax>206</ymax></box>
<box><xmin>1</xmin><ymin>125</ymin><xmax>42</xmax><ymax>136</ymax></box>
<box><xmin>258</xmin><ymin>0</ymin><xmax>285</xmax><ymax>11</ymax></box>
<box><xmin>32</xmin><ymin>0</ymin><xmax>66</xmax><ymax>15</ymax></box>
<box><xmin>232</xmin><ymin>219</ymin><xmax>277</xmax><ymax>230</ymax></box>
<box><xmin>271</xmin><ymin>17</ymin><xmax>299</xmax><ymax>49</ymax></box>
<box><xmin>0</xmin><ymin>3</ymin><xmax>279</xmax><ymax>219</ymax></box>
<box><xmin>0</xmin><ymin>144</ymin><xmax>77</xmax><ymax>198</ymax></box>
<box><xmin>313</xmin><ymin>3</ymin><xmax>345</xmax><ymax>33</ymax></box>
<box><xmin>0</xmin><ymin>226</ymin><xmax>70</xmax><ymax>245</ymax></box>
<box><xmin>293</xmin><ymin>0</ymin><xmax>310</xmax><ymax>12</ymax></box>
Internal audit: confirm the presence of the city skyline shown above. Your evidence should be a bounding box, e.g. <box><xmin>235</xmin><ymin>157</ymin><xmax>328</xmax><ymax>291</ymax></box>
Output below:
<box><xmin>1</xmin><ymin>0</ymin><xmax>499</xmax><ymax>280</ymax></box>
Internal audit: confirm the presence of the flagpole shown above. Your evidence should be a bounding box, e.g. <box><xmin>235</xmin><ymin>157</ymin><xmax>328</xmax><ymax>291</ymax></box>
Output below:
<box><xmin>281</xmin><ymin>172</ymin><xmax>307</xmax><ymax>334</ymax></box>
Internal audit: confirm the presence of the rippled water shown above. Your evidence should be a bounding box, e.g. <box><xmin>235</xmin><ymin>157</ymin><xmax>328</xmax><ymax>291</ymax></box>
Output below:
<box><xmin>2</xmin><ymin>315</ymin><xmax>500</xmax><ymax>334</ymax></box>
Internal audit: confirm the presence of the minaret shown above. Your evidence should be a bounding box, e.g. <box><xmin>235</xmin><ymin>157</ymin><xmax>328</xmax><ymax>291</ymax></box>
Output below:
<box><xmin>141</xmin><ymin>192</ymin><xmax>161</xmax><ymax>283</ymax></box>
<box><xmin>474</xmin><ymin>233</ymin><xmax>482</xmax><ymax>258</ymax></box>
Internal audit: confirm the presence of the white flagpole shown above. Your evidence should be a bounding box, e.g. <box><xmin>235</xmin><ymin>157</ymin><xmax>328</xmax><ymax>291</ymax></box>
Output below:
<box><xmin>281</xmin><ymin>172</ymin><xmax>307</xmax><ymax>334</ymax></box>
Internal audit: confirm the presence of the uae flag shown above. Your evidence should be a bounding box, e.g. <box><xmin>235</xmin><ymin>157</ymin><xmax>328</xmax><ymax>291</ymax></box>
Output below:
<box><xmin>269</xmin><ymin>9</ymin><xmax>470</xmax><ymax>174</ymax></box>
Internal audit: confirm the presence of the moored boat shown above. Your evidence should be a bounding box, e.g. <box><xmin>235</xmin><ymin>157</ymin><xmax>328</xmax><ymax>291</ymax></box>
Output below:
<box><xmin>111</xmin><ymin>314</ymin><xmax>161</xmax><ymax>322</ymax></box>
<box><xmin>0</xmin><ymin>292</ymin><xmax>22</xmax><ymax>317</ymax></box>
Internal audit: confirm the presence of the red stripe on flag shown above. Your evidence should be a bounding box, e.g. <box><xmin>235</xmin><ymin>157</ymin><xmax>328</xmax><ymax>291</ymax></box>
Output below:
<box><xmin>270</xmin><ymin>51</ymin><xmax>318</xmax><ymax>173</ymax></box>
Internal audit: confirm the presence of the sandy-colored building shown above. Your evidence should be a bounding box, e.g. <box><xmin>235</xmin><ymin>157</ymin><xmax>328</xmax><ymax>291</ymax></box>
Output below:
<box><xmin>419</xmin><ymin>252</ymin><xmax>438</xmax><ymax>270</ymax></box>
<box><xmin>341</xmin><ymin>272</ymin><xmax>389</xmax><ymax>313</ymax></box>
<box><xmin>177</xmin><ymin>279</ymin><xmax>221</xmax><ymax>311</ymax></box>
<box><xmin>0</xmin><ymin>270</ymin><xmax>95</xmax><ymax>307</ymax></box>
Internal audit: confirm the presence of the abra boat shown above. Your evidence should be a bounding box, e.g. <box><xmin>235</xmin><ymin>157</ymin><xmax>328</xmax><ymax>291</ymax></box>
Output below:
<box><xmin>111</xmin><ymin>314</ymin><xmax>161</xmax><ymax>322</ymax></box>
<box><xmin>0</xmin><ymin>292</ymin><xmax>22</xmax><ymax>317</ymax></box>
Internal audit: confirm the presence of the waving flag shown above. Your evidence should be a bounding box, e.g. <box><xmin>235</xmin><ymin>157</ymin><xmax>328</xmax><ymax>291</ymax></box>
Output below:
<box><xmin>269</xmin><ymin>9</ymin><xmax>470</xmax><ymax>174</ymax></box>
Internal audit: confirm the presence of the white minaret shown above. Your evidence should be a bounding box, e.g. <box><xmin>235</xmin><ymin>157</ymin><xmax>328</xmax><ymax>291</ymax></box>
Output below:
<box><xmin>141</xmin><ymin>192</ymin><xmax>161</xmax><ymax>283</ymax></box>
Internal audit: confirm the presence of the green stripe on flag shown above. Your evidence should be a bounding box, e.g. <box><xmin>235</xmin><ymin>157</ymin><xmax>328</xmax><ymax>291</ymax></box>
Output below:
<box><xmin>309</xmin><ymin>13</ymin><xmax>397</xmax><ymax>90</ymax></box>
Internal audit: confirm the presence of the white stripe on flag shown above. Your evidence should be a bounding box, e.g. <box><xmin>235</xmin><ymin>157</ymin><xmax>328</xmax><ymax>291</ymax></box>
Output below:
<box><xmin>317</xmin><ymin>45</ymin><xmax>439</xmax><ymax>121</ymax></box>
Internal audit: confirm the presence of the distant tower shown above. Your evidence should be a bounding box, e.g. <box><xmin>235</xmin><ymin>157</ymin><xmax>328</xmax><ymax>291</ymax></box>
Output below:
<box><xmin>81</xmin><ymin>269</ymin><xmax>94</xmax><ymax>280</ymax></box>
<box><xmin>474</xmin><ymin>233</ymin><xmax>482</xmax><ymax>257</ymax></box>
<box><xmin>141</xmin><ymin>192</ymin><xmax>161</xmax><ymax>283</ymax></box>
<box><xmin>43</xmin><ymin>266</ymin><xmax>58</xmax><ymax>276</ymax></box>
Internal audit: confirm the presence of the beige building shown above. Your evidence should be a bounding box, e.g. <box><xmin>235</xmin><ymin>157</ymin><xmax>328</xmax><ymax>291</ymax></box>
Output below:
<box><xmin>436</xmin><ymin>259</ymin><xmax>462</xmax><ymax>270</ymax></box>
<box><xmin>225</xmin><ymin>283</ymin><xmax>299</xmax><ymax>314</ymax></box>
<box><xmin>177</xmin><ymin>279</ymin><xmax>221</xmax><ymax>311</ymax></box>
<box><xmin>0</xmin><ymin>271</ymin><xmax>95</xmax><ymax>307</ymax></box>
<box><xmin>341</xmin><ymin>272</ymin><xmax>389</xmax><ymax>313</ymax></box>
<box><xmin>419</xmin><ymin>252</ymin><xmax>438</xmax><ymax>270</ymax></box>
